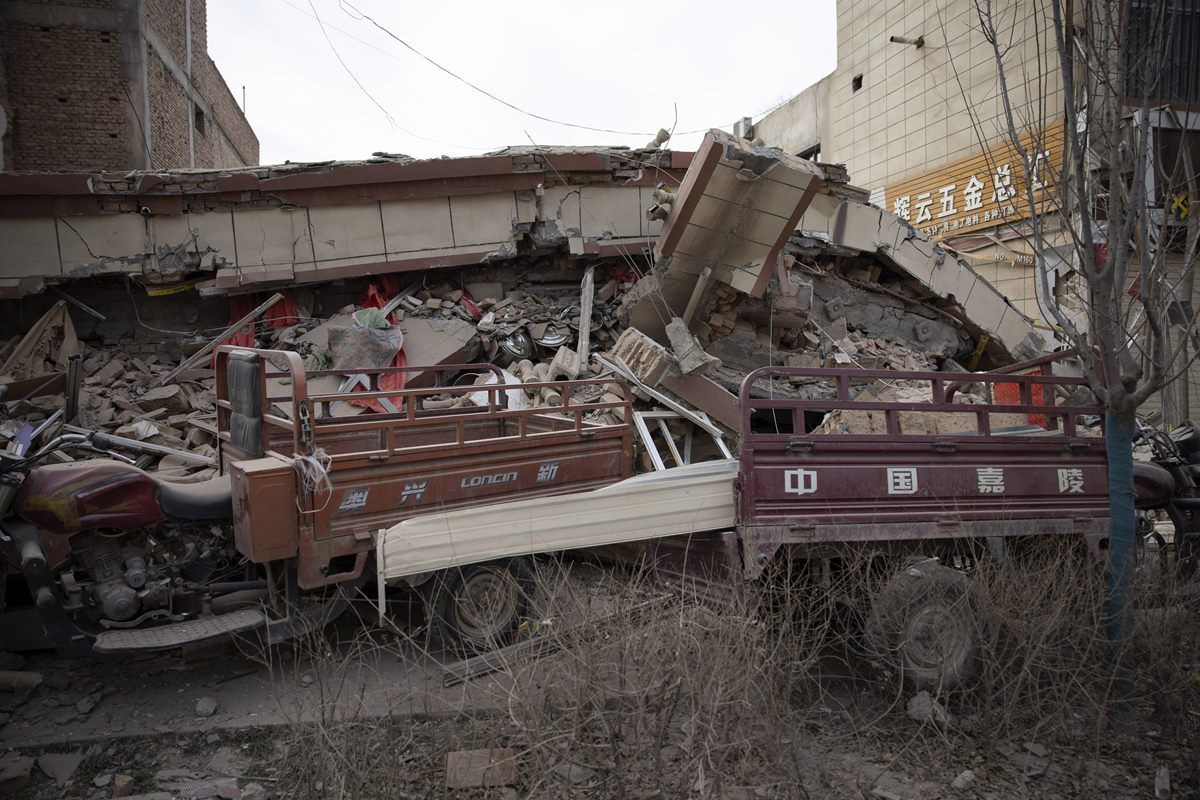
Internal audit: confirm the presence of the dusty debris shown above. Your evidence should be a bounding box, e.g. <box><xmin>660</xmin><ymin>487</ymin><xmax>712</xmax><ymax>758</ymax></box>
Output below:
<box><xmin>550</xmin><ymin>760</ymin><xmax>595</xmax><ymax>785</ymax></box>
<box><xmin>0</xmin><ymin>752</ymin><xmax>34</xmax><ymax>791</ymax></box>
<box><xmin>905</xmin><ymin>691</ymin><xmax>953</xmax><ymax>727</ymax></box>
<box><xmin>1155</xmin><ymin>765</ymin><xmax>1170</xmax><ymax>798</ymax></box>
<box><xmin>444</xmin><ymin>748</ymin><xmax>518</xmax><ymax>789</ymax></box>
<box><xmin>194</xmin><ymin>696</ymin><xmax>218</xmax><ymax>718</ymax></box>
<box><xmin>952</xmin><ymin>769</ymin><xmax>976</xmax><ymax>789</ymax></box>
<box><xmin>36</xmin><ymin>750</ymin><xmax>85</xmax><ymax>784</ymax></box>
<box><xmin>0</xmin><ymin>671</ymin><xmax>43</xmax><ymax>692</ymax></box>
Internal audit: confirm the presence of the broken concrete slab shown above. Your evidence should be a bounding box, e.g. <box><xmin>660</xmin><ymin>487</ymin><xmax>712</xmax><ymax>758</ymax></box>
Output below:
<box><xmin>628</xmin><ymin>129</ymin><xmax>825</xmax><ymax>344</ymax></box>
<box><xmin>610</xmin><ymin>328</ymin><xmax>675</xmax><ymax>387</ymax></box>
<box><xmin>138</xmin><ymin>385</ymin><xmax>191</xmax><ymax>415</ymax></box>
<box><xmin>665</xmin><ymin>318</ymin><xmax>720</xmax><ymax>374</ymax></box>
<box><xmin>0</xmin><ymin>752</ymin><xmax>33</xmax><ymax>791</ymax></box>
<box><xmin>36</xmin><ymin>750</ymin><xmax>85</xmax><ymax>784</ymax></box>
<box><xmin>444</xmin><ymin>748</ymin><xmax>518</xmax><ymax>789</ymax></box>
<box><xmin>397</xmin><ymin>317</ymin><xmax>477</xmax><ymax>388</ymax></box>
<box><xmin>659</xmin><ymin>372</ymin><xmax>740</xmax><ymax>431</ymax></box>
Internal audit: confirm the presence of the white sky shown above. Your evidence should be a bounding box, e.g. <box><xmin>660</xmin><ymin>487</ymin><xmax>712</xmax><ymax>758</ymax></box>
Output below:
<box><xmin>207</xmin><ymin>0</ymin><xmax>837</xmax><ymax>165</ymax></box>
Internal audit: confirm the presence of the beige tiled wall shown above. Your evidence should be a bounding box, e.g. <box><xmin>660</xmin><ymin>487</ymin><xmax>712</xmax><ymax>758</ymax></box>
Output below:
<box><xmin>813</xmin><ymin>0</ymin><xmax>1064</xmax><ymax>195</ymax></box>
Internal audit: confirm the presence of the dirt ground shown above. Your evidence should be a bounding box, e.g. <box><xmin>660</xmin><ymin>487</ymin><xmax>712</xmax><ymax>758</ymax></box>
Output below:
<box><xmin>0</xmin><ymin>563</ymin><xmax>1196</xmax><ymax>800</ymax></box>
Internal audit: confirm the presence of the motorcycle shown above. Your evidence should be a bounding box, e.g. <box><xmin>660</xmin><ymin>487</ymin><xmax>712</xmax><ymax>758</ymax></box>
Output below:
<box><xmin>1133</xmin><ymin>419</ymin><xmax>1200</xmax><ymax>575</ymax></box>
<box><xmin>0</xmin><ymin>429</ymin><xmax>330</xmax><ymax>655</ymax></box>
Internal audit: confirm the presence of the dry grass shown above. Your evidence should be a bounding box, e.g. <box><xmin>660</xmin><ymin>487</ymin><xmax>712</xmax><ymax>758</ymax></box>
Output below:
<box><xmin>250</xmin><ymin>541</ymin><xmax>1200</xmax><ymax>798</ymax></box>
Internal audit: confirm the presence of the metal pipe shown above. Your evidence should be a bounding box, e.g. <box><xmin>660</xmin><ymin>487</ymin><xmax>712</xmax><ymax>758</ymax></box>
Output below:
<box><xmin>208</xmin><ymin>580</ymin><xmax>268</xmax><ymax>594</ymax></box>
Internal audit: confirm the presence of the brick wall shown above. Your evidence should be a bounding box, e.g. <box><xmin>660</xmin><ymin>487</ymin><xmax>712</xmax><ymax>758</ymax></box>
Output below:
<box><xmin>199</xmin><ymin>55</ymin><xmax>257</xmax><ymax>166</ymax></box>
<box><xmin>146</xmin><ymin>47</ymin><xmax>190</xmax><ymax>169</ymax></box>
<box><xmin>0</xmin><ymin>37</ymin><xmax>10</xmax><ymax>170</ymax></box>
<box><xmin>0</xmin><ymin>0</ymin><xmax>257</xmax><ymax>171</ymax></box>
<box><xmin>142</xmin><ymin>0</ymin><xmax>257</xmax><ymax>168</ymax></box>
<box><xmin>0</xmin><ymin>21</ymin><xmax>131</xmax><ymax>171</ymax></box>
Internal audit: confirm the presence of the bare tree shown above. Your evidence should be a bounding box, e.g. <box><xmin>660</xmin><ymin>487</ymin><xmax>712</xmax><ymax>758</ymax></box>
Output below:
<box><xmin>975</xmin><ymin>0</ymin><xmax>1200</xmax><ymax>709</ymax></box>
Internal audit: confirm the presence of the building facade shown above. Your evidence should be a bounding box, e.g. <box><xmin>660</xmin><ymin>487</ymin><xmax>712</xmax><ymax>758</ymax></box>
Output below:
<box><xmin>749</xmin><ymin>0</ymin><xmax>1200</xmax><ymax>424</ymax></box>
<box><xmin>0</xmin><ymin>0</ymin><xmax>258</xmax><ymax>172</ymax></box>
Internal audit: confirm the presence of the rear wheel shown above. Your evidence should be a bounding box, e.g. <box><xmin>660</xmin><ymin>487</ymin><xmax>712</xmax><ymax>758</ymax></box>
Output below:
<box><xmin>433</xmin><ymin>558</ymin><xmax>533</xmax><ymax>653</ymax></box>
<box><xmin>866</xmin><ymin>560</ymin><xmax>980</xmax><ymax>691</ymax></box>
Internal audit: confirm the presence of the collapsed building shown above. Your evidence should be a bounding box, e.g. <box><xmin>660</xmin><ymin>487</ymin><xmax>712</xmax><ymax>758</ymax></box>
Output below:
<box><xmin>0</xmin><ymin>129</ymin><xmax>1051</xmax><ymax>472</ymax></box>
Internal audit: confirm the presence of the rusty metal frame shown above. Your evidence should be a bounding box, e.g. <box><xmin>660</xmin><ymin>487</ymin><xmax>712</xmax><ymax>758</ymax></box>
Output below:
<box><xmin>735</xmin><ymin>363</ymin><xmax>1109</xmax><ymax>577</ymax></box>
<box><xmin>214</xmin><ymin>346</ymin><xmax>635</xmax><ymax>589</ymax></box>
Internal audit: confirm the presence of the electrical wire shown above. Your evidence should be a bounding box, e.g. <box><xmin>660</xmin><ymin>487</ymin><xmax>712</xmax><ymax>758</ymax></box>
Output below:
<box><xmin>339</xmin><ymin>0</ymin><xmax>662</xmax><ymax>138</ymax></box>
<box><xmin>303</xmin><ymin>0</ymin><xmax>503</xmax><ymax>152</ymax></box>
<box><xmin>290</xmin><ymin>1</ymin><xmax>815</xmax><ymax>148</ymax></box>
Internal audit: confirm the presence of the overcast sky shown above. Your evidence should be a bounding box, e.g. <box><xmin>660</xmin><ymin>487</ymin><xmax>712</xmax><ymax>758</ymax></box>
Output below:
<box><xmin>207</xmin><ymin>0</ymin><xmax>837</xmax><ymax>165</ymax></box>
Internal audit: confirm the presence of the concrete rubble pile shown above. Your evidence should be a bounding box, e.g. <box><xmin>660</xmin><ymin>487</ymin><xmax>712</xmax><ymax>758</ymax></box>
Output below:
<box><xmin>0</xmin><ymin>131</ymin><xmax>1050</xmax><ymax>476</ymax></box>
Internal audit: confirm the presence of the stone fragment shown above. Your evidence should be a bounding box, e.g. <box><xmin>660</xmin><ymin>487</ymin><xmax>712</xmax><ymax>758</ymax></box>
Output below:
<box><xmin>445</xmin><ymin>748</ymin><xmax>518</xmax><ymax>789</ymax></box>
<box><xmin>89</xmin><ymin>359</ymin><xmax>126</xmax><ymax>385</ymax></box>
<box><xmin>76</xmin><ymin>692</ymin><xmax>100</xmax><ymax>714</ymax></box>
<box><xmin>905</xmin><ymin>691</ymin><xmax>953</xmax><ymax>727</ymax></box>
<box><xmin>550</xmin><ymin>760</ymin><xmax>594</xmax><ymax>784</ymax></box>
<box><xmin>37</xmin><ymin>751</ymin><xmax>85</xmax><ymax>785</ymax></box>
<box><xmin>1156</xmin><ymin>765</ymin><xmax>1171</xmax><ymax>798</ymax></box>
<box><xmin>139</xmin><ymin>385</ymin><xmax>190</xmax><ymax>414</ymax></box>
<box><xmin>195</xmin><ymin>696</ymin><xmax>218</xmax><ymax>717</ymax></box>
<box><xmin>951</xmin><ymin>769</ymin><xmax>975</xmax><ymax>790</ymax></box>
<box><xmin>0</xmin><ymin>753</ymin><xmax>33</xmax><ymax>791</ymax></box>
<box><xmin>665</xmin><ymin>318</ymin><xmax>720</xmax><ymax>374</ymax></box>
<box><xmin>112</xmin><ymin>773</ymin><xmax>135</xmax><ymax>797</ymax></box>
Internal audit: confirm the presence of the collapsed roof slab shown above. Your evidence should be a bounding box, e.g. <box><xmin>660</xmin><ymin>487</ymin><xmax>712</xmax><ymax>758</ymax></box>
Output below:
<box><xmin>629</xmin><ymin>130</ymin><xmax>825</xmax><ymax>341</ymax></box>
<box><xmin>800</xmin><ymin>196</ymin><xmax>1048</xmax><ymax>360</ymax></box>
<box><xmin>0</xmin><ymin>148</ymin><xmax>690</xmax><ymax>298</ymax></box>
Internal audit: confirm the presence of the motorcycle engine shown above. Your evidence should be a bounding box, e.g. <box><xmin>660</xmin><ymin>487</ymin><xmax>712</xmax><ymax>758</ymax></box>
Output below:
<box><xmin>67</xmin><ymin>522</ymin><xmax>234</xmax><ymax>626</ymax></box>
<box><xmin>70</xmin><ymin>535</ymin><xmax>148</xmax><ymax>622</ymax></box>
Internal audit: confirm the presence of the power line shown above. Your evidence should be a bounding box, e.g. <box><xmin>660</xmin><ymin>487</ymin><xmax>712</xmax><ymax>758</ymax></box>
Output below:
<box><xmin>338</xmin><ymin>1</ymin><xmax>806</xmax><ymax>142</ymax></box>
<box><xmin>300</xmin><ymin>0</ymin><xmax>502</xmax><ymax>152</ymax></box>
<box><xmin>307</xmin><ymin>0</ymin><xmax>394</xmax><ymax>125</ymax></box>
<box><xmin>338</xmin><ymin>0</ymin><xmax>662</xmax><ymax>138</ymax></box>
<box><xmin>296</xmin><ymin>0</ymin><xmax>812</xmax><ymax>149</ymax></box>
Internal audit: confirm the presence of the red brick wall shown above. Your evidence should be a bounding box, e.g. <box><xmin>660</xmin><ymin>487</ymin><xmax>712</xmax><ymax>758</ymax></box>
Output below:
<box><xmin>0</xmin><ymin>0</ymin><xmax>257</xmax><ymax>172</ymax></box>
<box><xmin>146</xmin><ymin>47</ymin><xmax>191</xmax><ymax>169</ymax></box>
<box><xmin>0</xmin><ymin>21</ymin><xmax>131</xmax><ymax>171</ymax></box>
<box><xmin>200</xmin><ymin>56</ymin><xmax>258</xmax><ymax>166</ymax></box>
<box><xmin>143</xmin><ymin>0</ymin><xmax>257</xmax><ymax>168</ymax></box>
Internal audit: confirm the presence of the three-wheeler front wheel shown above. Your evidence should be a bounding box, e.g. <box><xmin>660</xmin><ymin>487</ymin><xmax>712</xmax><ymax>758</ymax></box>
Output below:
<box><xmin>866</xmin><ymin>560</ymin><xmax>981</xmax><ymax>691</ymax></box>
<box><xmin>433</xmin><ymin>557</ymin><xmax>534</xmax><ymax>653</ymax></box>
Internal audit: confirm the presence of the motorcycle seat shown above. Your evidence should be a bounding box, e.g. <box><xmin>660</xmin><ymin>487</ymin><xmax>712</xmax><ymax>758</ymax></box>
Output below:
<box><xmin>1133</xmin><ymin>461</ymin><xmax>1176</xmax><ymax>510</ymax></box>
<box><xmin>155</xmin><ymin>474</ymin><xmax>233</xmax><ymax>520</ymax></box>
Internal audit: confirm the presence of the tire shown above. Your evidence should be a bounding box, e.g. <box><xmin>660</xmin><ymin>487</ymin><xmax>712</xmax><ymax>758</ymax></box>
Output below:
<box><xmin>433</xmin><ymin>558</ymin><xmax>534</xmax><ymax>654</ymax></box>
<box><xmin>866</xmin><ymin>560</ymin><xmax>981</xmax><ymax>692</ymax></box>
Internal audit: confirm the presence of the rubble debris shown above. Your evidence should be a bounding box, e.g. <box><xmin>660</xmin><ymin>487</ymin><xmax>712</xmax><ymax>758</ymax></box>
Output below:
<box><xmin>154</xmin><ymin>292</ymin><xmax>285</xmax><ymax>388</ymax></box>
<box><xmin>0</xmin><ymin>300</ymin><xmax>80</xmax><ymax>383</ymax></box>
<box><xmin>194</xmin><ymin>696</ymin><xmax>218</xmax><ymax>717</ymax></box>
<box><xmin>649</xmin><ymin>128</ymin><xmax>825</xmax><ymax>312</ymax></box>
<box><xmin>551</xmin><ymin>760</ymin><xmax>595</xmax><ymax>785</ymax></box>
<box><xmin>113</xmin><ymin>773</ymin><xmax>136</xmax><ymax>797</ymax></box>
<box><xmin>665</xmin><ymin>318</ymin><xmax>720</xmax><ymax>374</ymax></box>
<box><xmin>0</xmin><ymin>752</ymin><xmax>34</xmax><ymax>791</ymax></box>
<box><xmin>0</xmin><ymin>671</ymin><xmax>43</xmax><ymax>691</ymax></box>
<box><xmin>36</xmin><ymin>750</ymin><xmax>85</xmax><ymax>784</ymax></box>
<box><xmin>444</xmin><ymin>748</ymin><xmax>518</xmax><ymax>789</ymax></box>
<box><xmin>951</xmin><ymin>769</ymin><xmax>976</xmax><ymax>790</ymax></box>
<box><xmin>1156</xmin><ymin>765</ymin><xmax>1171</xmax><ymax>798</ymax></box>
<box><xmin>905</xmin><ymin>691</ymin><xmax>953</xmax><ymax>727</ymax></box>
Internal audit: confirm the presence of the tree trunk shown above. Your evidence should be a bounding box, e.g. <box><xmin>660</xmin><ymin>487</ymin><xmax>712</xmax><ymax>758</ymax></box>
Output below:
<box><xmin>1104</xmin><ymin>409</ymin><xmax>1136</xmax><ymax>713</ymax></box>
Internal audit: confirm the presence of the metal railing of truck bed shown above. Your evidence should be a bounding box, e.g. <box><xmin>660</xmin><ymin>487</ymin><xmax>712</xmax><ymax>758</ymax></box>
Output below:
<box><xmin>214</xmin><ymin>347</ymin><xmax>632</xmax><ymax>461</ymax></box>
<box><xmin>739</xmin><ymin>364</ymin><xmax>1102</xmax><ymax>443</ymax></box>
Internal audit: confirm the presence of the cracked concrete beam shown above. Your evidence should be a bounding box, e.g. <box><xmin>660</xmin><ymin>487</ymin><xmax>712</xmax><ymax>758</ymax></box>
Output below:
<box><xmin>804</xmin><ymin>197</ymin><xmax>1047</xmax><ymax>360</ymax></box>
